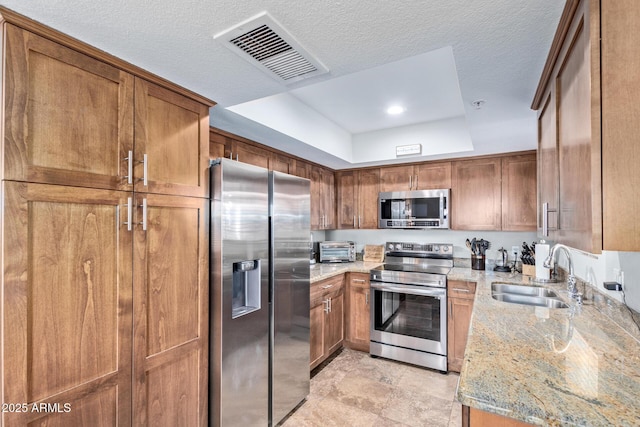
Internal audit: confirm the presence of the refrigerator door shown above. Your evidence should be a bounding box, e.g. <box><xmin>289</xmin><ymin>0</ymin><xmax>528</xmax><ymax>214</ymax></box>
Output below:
<box><xmin>269</xmin><ymin>171</ymin><xmax>311</xmax><ymax>425</ymax></box>
<box><xmin>211</xmin><ymin>159</ymin><xmax>269</xmax><ymax>426</ymax></box>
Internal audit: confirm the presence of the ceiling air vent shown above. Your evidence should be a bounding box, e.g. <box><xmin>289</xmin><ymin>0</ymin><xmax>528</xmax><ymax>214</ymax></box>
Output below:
<box><xmin>214</xmin><ymin>12</ymin><xmax>328</xmax><ymax>84</ymax></box>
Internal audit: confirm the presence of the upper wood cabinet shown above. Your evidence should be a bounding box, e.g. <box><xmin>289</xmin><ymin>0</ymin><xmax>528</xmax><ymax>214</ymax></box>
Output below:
<box><xmin>311</xmin><ymin>165</ymin><xmax>335</xmax><ymax>230</ymax></box>
<box><xmin>2</xmin><ymin>181</ymin><xmax>134</xmax><ymax>425</ymax></box>
<box><xmin>533</xmin><ymin>0</ymin><xmax>640</xmax><ymax>252</ymax></box>
<box><xmin>4</xmin><ymin>24</ymin><xmax>134</xmax><ymax>191</ymax></box>
<box><xmin>210</xmin><ymin>130</ymin><xmax>227</xmax><ymax>160</ymax></box>
<box><xmin>134</xmin><ymin>78</ymin><xmax>210</xmax><ymax>198</ymax></box>
<box><xmin>380</xmin><ymin>162</ymin><xmax>451</xmax><ymax>192</ymax></box>
<box><xmin>226</xmin><ymin>138</ymin><xmax>271</xmax><ymax>169</ymax></box>
<box><xmin>502</xmin><ymin>154</ymin><xmax>537</xmax><ymax>231</ymax></box>
<box><xmin>335</xmin><ymin>169</ymin><xmax>380</xmax><ymax>229</ymax></box>
<box><xmin>4</xmin><ymin>24</ymin><xmax>211</xmax><ymax>198</ymax></box>
<box><xmin>451</xmin><ymin>158</ymin><xmax>502</xmax><ymax>230</ymax></box>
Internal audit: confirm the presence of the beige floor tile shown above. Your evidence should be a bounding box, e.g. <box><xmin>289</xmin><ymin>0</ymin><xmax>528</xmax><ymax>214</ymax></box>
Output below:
<box><xmin>280</xmin><ymin>349</ymin><xmax>461</xmax><ymax>427</ymax></box>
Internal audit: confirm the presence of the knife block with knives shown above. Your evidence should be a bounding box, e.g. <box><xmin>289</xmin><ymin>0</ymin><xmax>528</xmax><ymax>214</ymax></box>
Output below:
<box><xmin>467</xmin><ymin>238</ymin><xmax>489</xmax><ymax>270</ymax></box>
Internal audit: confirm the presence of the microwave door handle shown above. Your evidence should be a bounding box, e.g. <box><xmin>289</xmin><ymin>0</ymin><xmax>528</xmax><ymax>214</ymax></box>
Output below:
<box><xmin>439</xmin><ymin>193</ymin><xmax>444</xmax><ymax>222</ymax></box>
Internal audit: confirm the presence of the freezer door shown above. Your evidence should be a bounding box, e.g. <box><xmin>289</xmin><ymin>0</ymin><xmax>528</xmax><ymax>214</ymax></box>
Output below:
<box><xmin>269</xmin><ymin>171</ymin><xmax>311</xmax><ymax>425</ymax></box>
<box><xmin>211</xmin><ymin>159</ymin><xmax>270</xmax><ymax>426</ymax></box>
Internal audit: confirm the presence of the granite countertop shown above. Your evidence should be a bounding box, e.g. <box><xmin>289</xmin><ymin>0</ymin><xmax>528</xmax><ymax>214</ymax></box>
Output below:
<box><xmin>453</xmin><ymin>267</ymin><xmax>640</xmax><ymax>426</ymax></box>
<box><xmin>309</xmin><ymin>261</ymin><xmax>383</xmax><ymax>283</ymax></box>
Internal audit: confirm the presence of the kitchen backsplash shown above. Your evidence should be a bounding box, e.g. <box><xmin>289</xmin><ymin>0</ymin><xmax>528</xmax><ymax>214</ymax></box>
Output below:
<box><xmin>320</xmin><ymin>229</ymin><xmax>640</xmax><ymax>314</ymax></box>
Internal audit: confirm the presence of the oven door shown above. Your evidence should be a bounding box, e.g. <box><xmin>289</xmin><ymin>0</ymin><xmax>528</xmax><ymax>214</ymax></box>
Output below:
<box><xmin>370</xmin><ymin>281</ymin><xmax>447</xmax><ymax>356</ymax></box>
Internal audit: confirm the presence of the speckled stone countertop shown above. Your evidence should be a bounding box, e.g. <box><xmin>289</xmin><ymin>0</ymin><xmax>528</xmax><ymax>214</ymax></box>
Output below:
<box><xmin>309</xmin><ymin>261</ymin><xmax>382</xmax><ymax>283</ymax></box>
<box><xmin>452</xmin><ymin>267</ymin><xmax>640</xmax><ymax>426</ymax></box>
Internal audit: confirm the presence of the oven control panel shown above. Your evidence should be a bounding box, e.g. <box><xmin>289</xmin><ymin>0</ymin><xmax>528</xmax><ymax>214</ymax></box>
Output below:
<box><xmin>385</xmin><ymin>242</ymin><xmax>453</xmax><ymax>257</ymax></box>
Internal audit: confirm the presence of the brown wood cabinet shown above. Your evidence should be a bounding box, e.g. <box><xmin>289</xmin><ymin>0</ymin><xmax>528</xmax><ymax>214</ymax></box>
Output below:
<box><xmin>451</xmin><ymin>158</ymin><xmax>502</xmax><ymax>230</ymax></box>
<box><xmin>533</xmin><ymin>0</ymin><xmax>640</xmax><ymax>252</ymax></box>
<box><xmin>210</xmin><ymin>130</ymin><xmax>227</xmax><ymax>160</ymax></box>
<box><xmin>310</xmin><ymin>275</ymin><xmax>344</xmax><ymax>369</ymax></box>
<box><xmin>0</xmin><ymin>11</ymin><xmax>213</xmax><ymax>426</ymax></box>
<box><xmin>2</xmin><ymin>182</ymin><xmax>133</xmax><ymax>426</ymax></box>
<box><xmin>226</xmin><ymin>138</ymin><xmax>271</xmax><ymax>169</ymax></box>
<box><xmin>132</xmin><ymin>194</ymin><xmax>209</xmax><ymax>426</ymax></box>
<box><xmin>345</xmin><ymin>273</ymin><xmax>371</xmax><ymax>352</ymax></box>
<box><xmin>380</xmin><ymin>162</ymin><xmax>451</xmax><ymax>192</ymax></box>
<box><xmin>464</xmin><ymin>406</ymin><xmax>535</xmax><ymax>427</ymax></box>
<box><xmin>311</xmin><ymin>165</ymin><xmax>335</xmax><ymax>230</ymax></box>
<box><xmin>3</xmin><ymin>24</ymin><xmax>210</xmax><ymax>199</ymax></box>
<box><xmin>501</xmin><ymin>154</ymin><xmax>537</xmax><ymax>231</ymax></box>
<box><xmin>335</xmin><ymin>169</ymin><xmax>380</xmax><ymax>229</ymax></box>
<box><xmin>447</xmin><ymin>280</ymin><xmax>476</xmax><ymax>373</ymax></box>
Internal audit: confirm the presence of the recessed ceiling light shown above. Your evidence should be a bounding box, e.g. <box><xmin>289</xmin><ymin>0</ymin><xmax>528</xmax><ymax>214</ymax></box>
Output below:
<box><xmin>471</xmin><ymin>99</ymin><xmax>486</xmax><ymax>109</ymax></box>
<box><xmin>386</xmin><ymin>105</ymin><xmax>405</xmax><ymax>115</ymax></box>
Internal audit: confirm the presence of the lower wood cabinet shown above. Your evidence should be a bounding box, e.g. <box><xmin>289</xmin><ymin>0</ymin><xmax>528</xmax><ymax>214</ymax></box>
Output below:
<box><xmin>447</xmin><ymin>280</ymin><xmax>477</xmax><ymax>373</ymax></box>
<box><xmin>310</xmin><ymin>275</ymin><xmax>344</xmax><ymax>369</ymax></box>
<box><xmin>1</xmin><ymin>181</ymin><xmax>209</xmax><ymax>426</ymax></box>
<box><xmin>345</xmin><ymin>273</ymin><xmax>371</xmax><ymax>352</ymax></box>
<box><xmin>464</xmin><ymin>406</ymin><xmax>535</xmax><ymax>427</ymax></box>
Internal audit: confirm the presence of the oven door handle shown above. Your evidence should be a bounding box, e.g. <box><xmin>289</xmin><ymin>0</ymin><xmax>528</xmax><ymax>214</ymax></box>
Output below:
<box><xmin>370</xmin><ymin>282</ymin><xmax>445</xmax><ymax>298</ymax></box>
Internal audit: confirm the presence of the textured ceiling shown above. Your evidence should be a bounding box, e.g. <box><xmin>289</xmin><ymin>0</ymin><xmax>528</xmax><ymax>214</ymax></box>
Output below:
<box><xmin>0</xmin><ymin>0</ymin><xmax>565</xmax><ymax>167</ymax></box>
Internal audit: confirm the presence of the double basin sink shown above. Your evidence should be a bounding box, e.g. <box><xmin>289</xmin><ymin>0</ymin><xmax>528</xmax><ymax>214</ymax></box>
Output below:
<box><xmin>491</xmin><ymin>282</ymin><xmax>569</xmax><ymax>309</ymax></box>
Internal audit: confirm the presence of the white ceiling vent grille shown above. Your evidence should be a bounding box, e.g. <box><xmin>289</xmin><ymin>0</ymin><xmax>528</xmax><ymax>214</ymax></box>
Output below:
<box><xmin>215</xmin><ymin>12</ymin><xmax>328</xmax><ymax>84</ymax></box>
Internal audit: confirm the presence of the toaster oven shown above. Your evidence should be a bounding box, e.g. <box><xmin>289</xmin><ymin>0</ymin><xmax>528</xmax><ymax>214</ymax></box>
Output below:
<box><xmin>318</xmin><ymin>241</ymin><xmax>356</xmax><ymax>263</ymax></box>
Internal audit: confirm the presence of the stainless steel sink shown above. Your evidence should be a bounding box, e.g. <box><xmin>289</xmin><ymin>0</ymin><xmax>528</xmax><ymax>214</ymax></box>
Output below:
<box><xmin>492</xmin><ymin>293</ymin><xmax>569</xmax><ymax>309</ymax></box>
<box><xmin>491</xmin><ymin>283</ymin><xmax>559</xmax><ymax>298</ymax></box>
<box><xmin>491</xmin><ymin>282</ymin><xmax>569</xmax><ymax>309</ymax></box>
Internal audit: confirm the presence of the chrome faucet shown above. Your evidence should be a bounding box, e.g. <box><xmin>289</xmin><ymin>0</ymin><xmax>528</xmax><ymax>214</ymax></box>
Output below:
<box><xmin>543</xmin><ymin>243</ymin><xmax>581</xmax><ymax>304</ymax></box>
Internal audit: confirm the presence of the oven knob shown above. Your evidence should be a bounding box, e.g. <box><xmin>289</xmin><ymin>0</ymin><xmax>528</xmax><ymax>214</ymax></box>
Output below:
<box><xmin>395</xmin><ymin>243</ymin><xmax>402</xmax><ymax>251</ymax></box>
<box><xmin>387</xmin><ymin>243</ymin><xmax>395</xmax><ymax>250</ymax></box>
<box><xmin>433</xmin><ymin>245</ymin><xmax>440</xmax><ymax>252</ymax></box>
<box><xmin>442</xmin><ymin>246</ymin><xmax>450</xmax><ymax>252</ymax></box>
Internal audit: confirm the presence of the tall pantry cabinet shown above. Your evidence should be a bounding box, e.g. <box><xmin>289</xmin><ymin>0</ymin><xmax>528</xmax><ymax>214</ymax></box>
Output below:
<box><xmin>0</xmin><ymin>8</ymin><xmax>213</xmax><ymax>426</ymax></box>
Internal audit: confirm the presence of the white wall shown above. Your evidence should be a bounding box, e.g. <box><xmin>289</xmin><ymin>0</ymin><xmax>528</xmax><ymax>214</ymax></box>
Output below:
<box><xmin>562</xmin><ymin>249</ymin><xmax>640</xmax><ymax>313</ymax></box>
<box><xmin>351</xmin><ymin>116</ymin><xmax>473</xmax><ymax>164</ymax></box>
<box><xmin>227</xmin><ymin>92</ymin><xmax>353</xmax><ymax>162</ymax></box>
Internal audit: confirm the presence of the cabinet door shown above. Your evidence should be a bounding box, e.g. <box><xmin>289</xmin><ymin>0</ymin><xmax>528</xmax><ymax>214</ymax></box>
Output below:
<box><xmin>380</xmin><ymin>165</ymin><xmax>413</xmax><ymax>192</ymax></box>
<box><xmin>415</xmin><ymin>162</ymin><xmax>451</xmax><ymax>189</ymax></box>
<box><xmin>293</xmin><ymin>159</ymin><xmax>311</xmax><ymax>179</ymax></box>
<box><xmin>346</xmin><ymin>274</ymin><xmax>371</xmax><ymax>352</ymax></box>
<box><xmin>310</xmin><ymin>166</ymin><xmax>323</xmax><ymax>230</ymax></box>
<box><xmin>270</xmin><ymin>153</ymin><xmax>293</xmax><ymax>173</ymax></box>
<box><xmin>4</xmin><ymin>24</ymin><xmax>134</xmax><ymax>191</ymax></box>
<box><xmin>323</xmin><ymin>169</ymin><xmax>336</xmax><ymax>229</ymax></box>
<box><xmin>135</xmin><ymin>78</ymin><xmax>210</xmax><ymax>198</ymax></box>
<box><xmin>357</xmin><ymin>169</ymin><xmax>380</xmax><ymax>229</ymax></box>
<box><xmin>451</xmin><ymin>158</ymin><xmax>502</xmax><ymax>230</ymax></box>
<box><xmin>309</xmin><ymin>302</ymin><xmax>326</xmax><ymax>370</ymax></box>
<box><xmin>2</xmin><ymin>181</ymin><xmax>133</xmax><ymax>426</ymax></box>
<box><xmin>336</xmin><ymin>170</ymin><xmax>358</xmax><ymax>229</ymax></box>
<box><xmin>447</xmin><ymin>297</ymin><xmax>474</xmax><ymax>373</ymax></box>
<box><xmin>537</xmin><ymin>90</ymin><xmax>560</xmax><ymax>237</ymax></box>
<box><xmin>209</xmin><ymin>130</ymin><xmax>227</xmax><ymax>160</ymax></box>
<box><xmin>556</xmin><ymin>1</ymin><xmax>598</xmax><ymax>253</ymax></box>
<box><xmin>230</xmin><ymin>140</ymin><xmax>270</xmax><ymax>169</ymax></box>
<box><xmin>132</xmin><ymin>194</ymin><xmax>208</xmax><ymax>426</ymax></box>
<box><xmin>502</xmin><ymin>154</ymin><xmax>537</xmax><ymax>231</ymax></box>
<box><xmin>326</xmin><ymin>293</ymin><xmax>344</xmax><ymax>355</ymax></box>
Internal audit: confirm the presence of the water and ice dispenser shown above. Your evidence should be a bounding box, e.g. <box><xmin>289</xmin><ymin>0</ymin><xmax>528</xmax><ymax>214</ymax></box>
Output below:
<box><xmin>232</xmin><ymin>260</ymin><xmax>261</xmax><ymax>319</ymax></box>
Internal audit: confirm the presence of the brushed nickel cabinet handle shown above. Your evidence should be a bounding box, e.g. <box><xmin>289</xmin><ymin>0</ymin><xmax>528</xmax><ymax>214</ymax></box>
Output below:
<box><xmin>449</xmin><ymin>300</ymin><xmax>453</xmax><ymax>319</ymax></box>
<box><xmin>328</xmin><ymin>297</ymin><xmax>332</xmax><ymax>313</ymax></box>
<box><xmin>409</xmin><ymin>175</ymin><xmax>412</xmax><ymax>190</ymax></box>
<box><xmin>354</xmin><ymin>216</ymin><xmax>356</xmax><ymax>228</ymax></box>
<box><xmin>452</xmin><ymin>288</ymin><xmax>470</xmax><ymax>293</ymax></box>
<box><xmin>137</xmin><ymin>154</ymin><xmax>148</xmax><ymax>186</ymax></box>
<box><xmin>358</xmin><ymin>216</ymin><xmax>361</xmax><ymax>228</ymax></box>
<box><xmin>415</xmin><ymin>175</ymin><xmax>418</xmax><ymax>189</ymax></box>
<box><xmin>321</xmin><ymin>284</ymin><xmax>333</xmax><ymax>289</ymax></box>
<box><xmin>123</xmin><ymin>150</ymin><xmax>133</xmax><ymax>184</ymax></box>
<box><xmin>352</xmin><ymin>279</ymin><xmax>366</xmax><ymax>283</ymax></box>
<box><xmin>139</xmin><ymin>198</ymin><xmax>148</xmax><ymax>231</ymax></box>
<box><xmin>365</xmin><ymin>292</ymin><xmax>369</xmax><ymax>305</ymax></box>
<box><xmin>124</xmin><ymin>197</ymin><xmax>132</xmax><ymax>231</ymax></box>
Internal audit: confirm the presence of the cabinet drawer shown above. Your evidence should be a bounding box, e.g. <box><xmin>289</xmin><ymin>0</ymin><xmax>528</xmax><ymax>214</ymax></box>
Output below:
<box><xmin>348</xmin><ymin>272</ymin><xmax>370</xmax><ymax>289</ymax></box>
<box><xmin>311</xmin><ymin>274</ymin><xmax>344</xmax><ymax>305</ymax></box>
<box><xmin>448</xmin><ymin>280</ymin><xmax>476</xmax><ymax>299</ymax></box>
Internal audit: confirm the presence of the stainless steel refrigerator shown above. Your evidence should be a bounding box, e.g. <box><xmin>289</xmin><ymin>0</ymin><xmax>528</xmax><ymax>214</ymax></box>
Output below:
<box><xmin>210</xmin><ymin>158</ymin><xmax>310</xmax><ymax>426</ymax></box>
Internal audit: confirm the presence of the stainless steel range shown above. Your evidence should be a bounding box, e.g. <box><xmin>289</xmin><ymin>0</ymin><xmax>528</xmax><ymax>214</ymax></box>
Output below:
<box><xmin>370</xmin><ymin>242</ymin><xmax>453</xmax><ymax>372</ymax></box>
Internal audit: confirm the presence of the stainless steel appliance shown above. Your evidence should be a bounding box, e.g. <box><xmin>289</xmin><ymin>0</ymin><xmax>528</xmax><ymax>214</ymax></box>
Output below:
<box><xmin>369</xmin><ymin>242</ymin><xmax>453</xmax><ymax>372</ymax></box>
<box><xmin>318</xmin><ymin>241</ymin><xmax>356</xmax><ymax>263</ymax></box>
<box><xmin>210</xmin><ymin>158</ymin><xmax>310</xmax><ymax>426</ymax></box>
<box><xmin>378</xmin><ymin>189</ymin><xmax>449</xmax><ymax>229</ymax></box>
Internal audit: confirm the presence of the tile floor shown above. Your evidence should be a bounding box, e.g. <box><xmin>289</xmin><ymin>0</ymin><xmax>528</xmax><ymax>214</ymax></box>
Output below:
<box><xmin>281</xmin><ymin>349</ymin><xmax>463</xmax><ymax>427</ymax></box>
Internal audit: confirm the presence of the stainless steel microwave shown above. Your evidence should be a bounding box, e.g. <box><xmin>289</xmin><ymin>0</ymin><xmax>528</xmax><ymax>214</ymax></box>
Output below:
<box><xmin>378</xmin><ymin>189</ymin><xmax>449</xmax><ymax>229</ymax></box>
